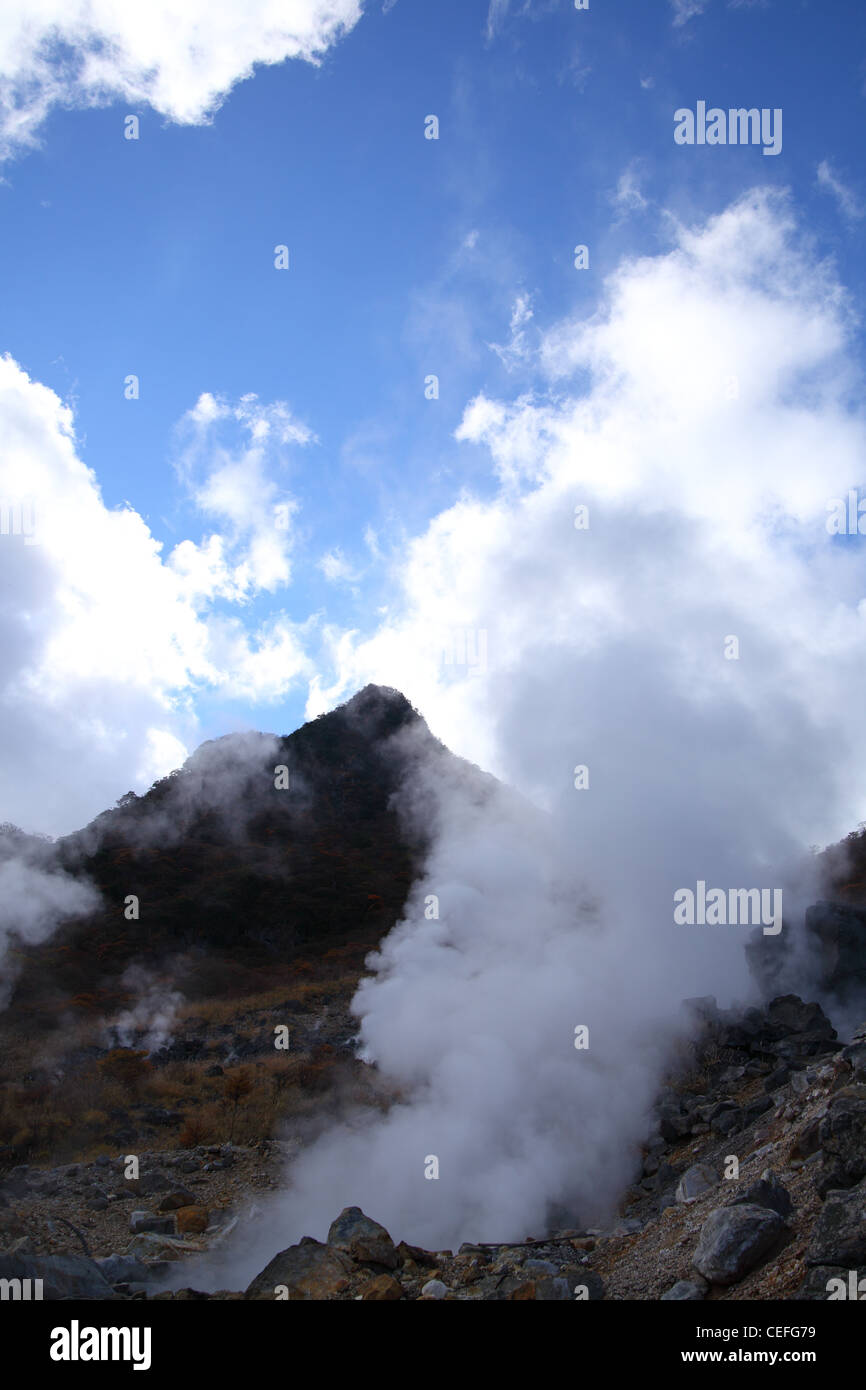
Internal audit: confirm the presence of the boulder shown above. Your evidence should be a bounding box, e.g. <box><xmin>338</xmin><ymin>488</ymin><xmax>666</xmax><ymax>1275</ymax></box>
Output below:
<box><xmin>157</xmin><ymin>1188</ymin><xmax>196</xmax><ymax>1212</ymax></box>
<box><xmin>815</xmin><ymin>1095</ymin><xmax>866</xmax><ymax>1196</ymax></box>
<box><xmin>728</xmin><ymin>1172</ymin><xmax>793</xmax><ymax>1219</ymax></box>
<box><xmin>420</xmin><ymin>1278</ymin><xmax>448</xmax><ymax>1300</ymax></box>
<box><xmin>175</xmin><ymin>1206</ymin><xmax>209</xmax><ymax>1234</ymax></box>
<box><xmin>805</xmin><ymin>1181</ymin><xmax>866</xmax><ymax>1267</ymax></box>
<box><xmin>95</xmin><ymin>1255</ymin><xmax>153</xmax><ymax>1286</ymax></box>
<box><xmin>326</xmin><ymin>1207</ymin><xmax>398</xmax><ymax>1269</ymax></box>
<box><xmin>360</xmin><ymin>1273</ymin><xmax>403</xmax><ymax>1300</ymax></box>
<box><xmin>661</xmin><ymin>1280</ymin><xmax>707</xmax><ymax>1301</ymax></box>
<box><xmin>0</xmin><ymin>1253</ymin><xmax>116</xmax><ymax>1300</ymax></box>
<box><xmin>246</xmin><ymin>1239</ymin><xmax>354</xmax><ymax>1300</ymax></box>
<box><xmin>693</xmin><ymin>1204</ymin><xmax>786</xmax><ymax>1285</ymax></box>
<box><xmin>676</xmin><ymin>1164</ymin><xmax>719</xmax><ymax>1204</ymax></box>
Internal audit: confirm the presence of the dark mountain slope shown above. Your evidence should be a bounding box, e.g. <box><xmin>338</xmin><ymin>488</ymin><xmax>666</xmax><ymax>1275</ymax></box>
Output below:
<box><xmin>1</xmin><ymin>685</ymin><xmax>469</xmax><ymax>1025</ymax></box>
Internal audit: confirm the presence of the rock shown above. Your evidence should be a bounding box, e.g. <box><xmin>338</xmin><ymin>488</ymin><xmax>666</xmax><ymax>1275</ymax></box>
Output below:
<box><xmin>658</xmin><ymin>1101</ymin><xmax>691</xmax><ymax>1141</ymax></box>
<box><xmin>693</xmin><ymin>1204</ymin><xmax>786</xmax><ymax>1285</ymax></box>
<box><xmin>506</xmin><ymin>1280</ymin><xmax>536</xmax><ymax>1300</ymax></box>
<box><xmin>795</xmin><ymin>1265</ymin><xmax>855</xmax><ymax>1300</ymax></box>
<box><xmin>661</xmin><ymin>1280</ymin><xmax>707</xmax><ymax>1300</ymax></box>
<box><xmin>95</xmin><ymin>1255</ymin><xmax>153</xmax><ymax>1285</ymax></box>
<box><xmin>360</xmin><ymin>1273</ymin><xmax>403</xmax><ymax>1300</ymax></box>
<box><xmin>131</xmin><ymin>1172</ymin><xmax>172</xmax><ymax>1196</ymax></box>
<box><xmin>802</xmin><ymin>902</ymin><xmax>866</xmax><ymax>1001</ymax></box>
<box><xmin>396</xmin><ymin>1241</ymin><xmax>437</xmax><ymax>1268</ymax></box>
<box><xmin>126</xmin><ymin>1233</ymin><xmax>195</xmax><ymax>1261</ymax></box>
<box><xmin>676</xmin><ymin>1163</ymin><xmax>719</xmax><ymax>1203</ymax></box>
<box><xmin>728</xmin><ymin>1172</ymin><xmax>793</xmax><ymax>1219</ymax></box>
<box><xmin>568</xmin><ymin>1269</ymin><xmax>605</xmax><ymax>1299</ymax></box>
<box><xmin>805</xmin><ymin>1181</ymin><xmax>866</xmax><ymax>1267</ymax></box>
<box><xmin>175</xmin><ymin>1206</ymin><xmax>209</xmax><ymax>1234</ymax></box>
<box><xmin>420</xmin><ymin>1279</ymin><xmax>448</xmax><ymax>1300</ymax></box>
<box><xmin>157</xmin><ymin>1188</ymin><xmax>196</xmax><ymax>1212</ymax></box>
<box><xmin>0</xmin><ymin>1254</ymin><xmax>116</xmax><ymax>1300</ymax></box>
<box><xmin>789</xmin><ymin>1117</ymin><xmax>822</xmax><ymax>1161</ymax></box>
<box><xmin>815</xmin><ymin>1096</ymin><xmax>866</xmax><ymax>1196</ymax></box>
<box><xmin>534</xmin><ymin>1276</ymin><xmax>573</xmax><ymax>1300</ymax></box>
<box><xmin>710</xmin><ymin>1106</ymin><xmax>744</xmax><ymax>1137</ymax></box>
<box><xmin>246</xmin><ymin>1240</ymin><xmax>354</xmax><ymax>1300</ymax></box>
<box><xmin>326</xmin><ymin>1207</ymin><xmax>398</xmax><ymax>1269</ymax></box>
<box><xmin>840</xmin><ymin>1043</ymin><xmax>866</xmax><ymax>1082</ymax></box>
<box><xmin>764</xmin><ymin>1066</ymin><xmax>790</xmax><ymax>1092</ymax></box>
<box><xmin>742</xmin><ymin>1095</ymin><xmax>774</xmax><ymax>1125</ymax></box>
<box><xmin>130</xmin><ymin>1211</ymin><xmax>175</xmax><ymax>1235</ymax></box>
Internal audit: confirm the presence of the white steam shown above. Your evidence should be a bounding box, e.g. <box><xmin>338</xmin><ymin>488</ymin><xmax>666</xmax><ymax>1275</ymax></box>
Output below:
<box><xmin>183</xmin><ymin>188</ymin><xmax>866</xmax><ymax>1285</ymax></box>
<box><xmin>103</xmin><ymin>964</ymin><xmax>184</xmax><ymax>1054</ymax></box>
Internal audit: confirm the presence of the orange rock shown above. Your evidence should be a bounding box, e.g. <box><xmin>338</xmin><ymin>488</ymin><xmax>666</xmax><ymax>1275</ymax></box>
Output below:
<box><xmin>175</xmin><ymin>1206</ymin><xmax>209</xmax><ymax>1234</ymax></box>
<box><xmin>361</xmin><ymin>1274</ymin><xmax>403</xmax><ymax>1301</ymax></box>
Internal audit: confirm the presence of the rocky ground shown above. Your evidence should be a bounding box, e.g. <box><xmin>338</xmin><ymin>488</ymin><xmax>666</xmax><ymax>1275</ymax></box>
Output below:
<box><xmin>1</xmin><ymin>993</ymin><xmax>864</xmax><ymax>1300</ymax></box>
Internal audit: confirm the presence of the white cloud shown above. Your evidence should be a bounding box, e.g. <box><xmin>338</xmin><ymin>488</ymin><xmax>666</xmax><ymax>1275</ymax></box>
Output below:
<box><xmin>0</xmin><ymin>356</ymin><xmax>314</xmax><ymax>833</ymax></box>
<box><xmin>173</xmin><ymin>391</ymin><xmax>316</xmax><ymax>599</ymax></box>
<box><xmin>318</xmin><ymin>547</ymin><xmax>358</xmax><ymax>583</ymax></box>
<box><xmin>817</xmin><ymin>160</ymin><xmax>865</xmax><ymax>223</ymax></box>
<box><xmin>208</xmin><ymin>186</ymin><xmax>866</xmax><ymax>1258</ymax></box>
<box><xmin>0</xmin><ymin>0</ymin><xmax>363</xmax><ymax>161</ymax></box>
<box><xmin>670</xmin><ymin>0</ymin><xmax>709</xmax><ymax>24</ymax></box>
<box><xmin>306</xmin><ymin>188</ymin><xmax>866</xmax><ymax>853</ymax></box>
<box><xmin>488</xmin><ymin>292</ymin><xmax>536</xmax><ymax>371</ymax></box>
<box><xmin>610</xmin><ymin>163</ymin><xmax>648</xmax><ymax>217</ymax></box>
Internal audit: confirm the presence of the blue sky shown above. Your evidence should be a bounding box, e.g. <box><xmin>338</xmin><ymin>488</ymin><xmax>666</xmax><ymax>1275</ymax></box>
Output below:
<box><xmin>3</xmin><ymin>0</ymin><xmax>866</xmax><ymax>837</ymax></box>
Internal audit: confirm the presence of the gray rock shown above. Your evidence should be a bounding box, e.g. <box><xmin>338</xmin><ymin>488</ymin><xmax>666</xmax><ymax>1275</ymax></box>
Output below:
<box><xmin>568</xmin><ymin>1269</ymin><xmax>605</xmax><ymax>1300</ymax></box>
<box><xmin>129</xmin><ymin>1211</ymin><xmax>175</xmax><ymax>1235</ymax></box>
<box><xmin>765</xmin><ymin>1066</ymin><xmax>790</xmax><ymax>1092</ymax></box>
<box><xmin>131</xmin><ymin>1171</ymin><xmax>172</xmax><ymax>1196</ymax></box>
<box><xmin>95</xmin><ymin>1255</ymin><xmax>153</xmax><ymax>1285</ymax></box>
<box><xmin>815</xmin><ymin>1096</ymin><xmax>866</xmax><ymax>1196</ymax></box>
<box><xmin>840</xmin><ymin>1043</ymin><xmax>866</xmax><ymax>1083</ymax></box>
<box><xmin>796</xmin><ymin>1265</ymin><xmax>859</xmax><ymax>1300</ymax></box>
<box><xmin>661</xmin><ymin>1280</ymin><xmax>707</xmax><ymax>1301</ymax></box>
<box><xmin>0</xmin><ymin>1253</ymin><xmax>116</xmax><ymax>1300</ymax></box>
<box><xmin>676</xmin><ymin>1163</ymin><xmax>719</xmax><ymax>1203</ymax></box>
<box><xmin>326</xmin><ymin>1207</ymin><xmax>398</xmax><ymax>1269</ymax></box>
<box><xmin>711</xmin><ymin>1107</ymin><xmax>744</xmax><ymax>1137</ymax></box>
<box><xmin>421</xmin><ymin>1279</ymin><xmax>448</xmax><ymax>1299</ymax></box>
<box><xmin>522</xmin><ymin>1259</ymin><xmax>558</xmax><ymax>1275</ymax></box>
<box><xmin>693</xmin><ymin>1204</ymin><xmax>786</xmax><ymax>1285</ymax></box>
<box><xmin>805</xmin><ymin>1182</ymin><xmax>866</xmax><ymax>1267</ymax></box>
<box><xmin>728</xmin><ymin>1172</ymin><xmax>793</xmax><ymax>1219</ymax></box>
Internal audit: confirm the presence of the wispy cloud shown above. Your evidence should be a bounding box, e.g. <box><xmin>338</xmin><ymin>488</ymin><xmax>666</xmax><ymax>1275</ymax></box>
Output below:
<box><xmin>816</xmin><ymin>160</ymin><xmax>865</xmax><ymax>223</ymax></box>
<box><xmin>670</xmin><ymin>0</ymin><xmax>710</xmax><ymax>25</ymax></box>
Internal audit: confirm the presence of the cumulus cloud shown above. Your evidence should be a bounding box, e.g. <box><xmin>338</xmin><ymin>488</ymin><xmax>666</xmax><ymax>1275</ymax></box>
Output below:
<box><xmin>0</xmin><ymin>356</ymin><xmax>314</xmax><ymax>835</ymax></box>
<box><xmin>0</xmin><ymin>0</ymin><xmax>364</xmax><ymax>161</ymax></box>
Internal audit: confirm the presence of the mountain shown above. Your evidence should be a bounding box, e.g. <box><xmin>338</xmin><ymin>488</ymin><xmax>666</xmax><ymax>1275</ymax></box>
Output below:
<box><xmin>1</xmin><ymin>685</ymin><xmax>478</xmax><ymax>1026</ymax></box>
